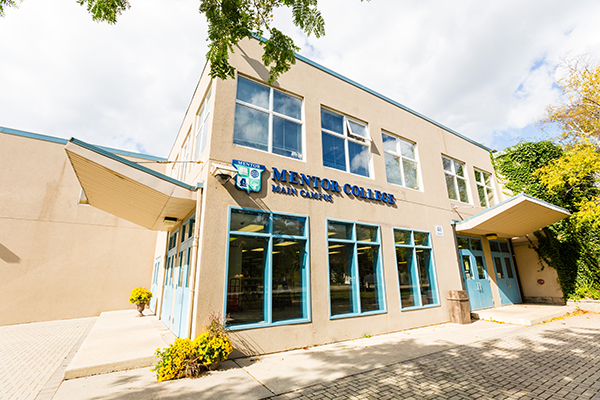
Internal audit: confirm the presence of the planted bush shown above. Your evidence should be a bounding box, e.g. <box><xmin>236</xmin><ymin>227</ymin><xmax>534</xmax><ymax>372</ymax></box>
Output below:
<box><xmin>152</xmin><ymin>313</ymin><xmax>232</xmax><ymax>381</ymax></box>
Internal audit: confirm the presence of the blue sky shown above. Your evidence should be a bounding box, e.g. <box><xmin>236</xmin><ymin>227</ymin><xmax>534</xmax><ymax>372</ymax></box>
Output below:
<box><xmin>1</xmin><ymin>0</ymin><xmax>599</xmax><ymax>156</ymax></box>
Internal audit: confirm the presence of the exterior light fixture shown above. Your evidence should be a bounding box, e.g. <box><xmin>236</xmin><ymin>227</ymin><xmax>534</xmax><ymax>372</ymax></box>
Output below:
<box><xmin>163</xmin><ymin>217</ymin><xmax>178</xmax><ymax>228</ymax></box>
<box><xmin>485</xmin><ymin>233</ymin><xmax>498</xmax><ymax>240</ymax></box>
<box><xmin>210</xmin><ymin>162</ymin><xmax>238</xmax><ymax>184</ymax></box>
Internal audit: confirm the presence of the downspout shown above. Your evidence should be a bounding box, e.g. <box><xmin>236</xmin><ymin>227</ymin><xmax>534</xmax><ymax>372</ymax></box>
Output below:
<box><xmin>186</xmin><ymin>185</ymin><xmax>203</xmax><ymax>339</ymax></box>
<box><xmin>451</xmin><ymin>221</ymin><xmax>466</xmax><ymax>291</ymax></box>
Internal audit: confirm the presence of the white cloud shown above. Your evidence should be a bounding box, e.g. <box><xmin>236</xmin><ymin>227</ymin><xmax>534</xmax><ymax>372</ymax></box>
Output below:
<box><xmin>1</xmin><ymin>0</ymin><xmax>600</xmax><ymax>156</ymax></box>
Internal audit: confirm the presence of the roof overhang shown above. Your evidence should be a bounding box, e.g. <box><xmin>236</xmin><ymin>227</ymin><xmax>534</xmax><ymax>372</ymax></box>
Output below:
<box><xmin>65</xmin><ymin>138</ymin><xmax>199</xmax><ymax>231</ymax></box>
<box><xmin>454</xmin><ymin>193</ymin><xmax>570</xmax><ymax>238</ymax></box>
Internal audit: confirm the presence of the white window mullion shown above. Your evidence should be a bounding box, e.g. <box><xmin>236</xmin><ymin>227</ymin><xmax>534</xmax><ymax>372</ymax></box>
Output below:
<box><xmin>267</xmin><ymin>87</ymin><xmax>274</xmax><ymax>154</ymax></box>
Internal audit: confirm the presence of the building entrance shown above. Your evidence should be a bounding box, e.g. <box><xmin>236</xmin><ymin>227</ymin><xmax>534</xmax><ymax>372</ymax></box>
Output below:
<box><xmin>161</xmin><ymin>229</ymin><xmax>179</xmax><ymax>328</ymax></box>
<box><xmin>490</xmin><ymin>240</ymin><xmax>521</xmax><ymax>305</ymax></box>
<box><xmin>171</xmin><ymin>216</ymin><xmax>194</xmax><ymax>338</ymax></box>
<box><xmin>457</xmin><ymin>236</ymin><xmax>494</xmax><ymax>310</ymax></box>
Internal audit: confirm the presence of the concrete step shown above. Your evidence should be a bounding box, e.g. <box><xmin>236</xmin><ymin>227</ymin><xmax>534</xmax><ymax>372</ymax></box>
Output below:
<box><xmin>471</xmin><ymin>303</ymin><xmax>576</xmax><ymax>326</ymax></box>
<box><xmin>64</xmin><ymin>309</ymin><xmax>175</xmax><ymax>379</ymax></box>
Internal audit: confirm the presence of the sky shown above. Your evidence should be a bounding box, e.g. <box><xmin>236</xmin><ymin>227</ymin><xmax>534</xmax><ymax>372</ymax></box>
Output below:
<box><xmin>1</xmin><ymin>0</ymin><xmax>599</xmax><ymax>157</ymax></box>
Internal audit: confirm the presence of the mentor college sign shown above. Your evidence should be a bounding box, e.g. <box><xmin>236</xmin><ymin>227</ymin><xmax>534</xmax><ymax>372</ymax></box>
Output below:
<box><xmin>271</xmin><ymin>167</ymin><xmax>396</xmax><ymax>205</ymax></box>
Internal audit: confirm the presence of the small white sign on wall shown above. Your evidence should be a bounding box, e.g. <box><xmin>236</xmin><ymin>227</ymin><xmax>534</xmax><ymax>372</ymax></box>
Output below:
<box><xmin>435</xmin><ymin>225</ymin><xmax>444</xmax><ymax>237</ymax></box>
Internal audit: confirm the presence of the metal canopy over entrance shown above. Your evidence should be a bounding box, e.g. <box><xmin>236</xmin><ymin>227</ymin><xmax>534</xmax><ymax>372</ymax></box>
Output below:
<box><xmin>454</xmin><ymin>193</ymin><xmax>570</xmax><ymax>238</ymax></box>
<box><xmin>65</xmin><ymin>138</ymin><xmax>199</xmax><ymax>231</ymax></box>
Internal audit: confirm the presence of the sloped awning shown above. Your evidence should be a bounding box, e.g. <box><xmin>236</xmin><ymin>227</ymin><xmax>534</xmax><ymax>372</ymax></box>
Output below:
<box><xmin>65</xmin><ymin>138</ymin><xmax>199</xmax><ymax>231</ymax></box>
<box><xmin>454</xmin><ymin>193</ymin><xmax>570</xmax><ymax>238</ymax></box>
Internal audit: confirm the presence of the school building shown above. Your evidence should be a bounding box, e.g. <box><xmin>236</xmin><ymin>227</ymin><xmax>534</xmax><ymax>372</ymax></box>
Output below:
<box><xmin>6</xmin><ymin>38</ymin><xmax>571</xmax><ymax>353</ymax></box>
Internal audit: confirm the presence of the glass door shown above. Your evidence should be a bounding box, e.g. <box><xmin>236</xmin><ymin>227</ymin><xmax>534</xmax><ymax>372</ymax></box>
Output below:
<box><xmin>458</xmin><ymin>236</ymin><xmax>494</xmax><ymax>310</ymax></box>
<box><xmin>490</xmin><ymin>240</ymin><xmax>521</xmax><ymax>305</ymax></box>
<box><xmin>160</xmin><ymin>229</ymin><xmax>179</xmax><ymax>327</ymax></box>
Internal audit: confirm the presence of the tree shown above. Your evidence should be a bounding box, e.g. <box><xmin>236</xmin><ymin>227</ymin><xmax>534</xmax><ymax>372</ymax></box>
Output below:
<box><xmin>0</xmin><ymin>0</ymin><xmax>18</xmax><ymax>17</ymax></box>
<box><xmin>494</xmin><ymin>141</ymin><xmax>600</xmax><ymax>300</ymax></box>
<box><xmin>538</xmin><ymin>57</ymin><xmax>600</xmax><ymax>228</ymax></box>
<box><xmin>74</xmin><ymin>0</ymin><xmax>370</xmax><ymax>84</ymax></box>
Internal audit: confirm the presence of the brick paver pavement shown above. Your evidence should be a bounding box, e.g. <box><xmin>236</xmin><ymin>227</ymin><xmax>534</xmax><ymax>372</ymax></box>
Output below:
<box><xmin>268</xmin><ymin>313</ymin><xmax>600</xmax><ymax>400</ymax></box>
<box><xmin>0</xmin><ymin>317</ymin><xmax>95</xmax><ymax>400</ymax></box>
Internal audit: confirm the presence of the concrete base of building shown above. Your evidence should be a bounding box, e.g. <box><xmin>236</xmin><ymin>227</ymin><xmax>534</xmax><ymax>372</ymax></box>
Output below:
<box><xmin>567</xmin><ymin>299</ymin><xmax>600</xmax><ymax>312</ymax></box>
<box><xmin>471</xmin><ymin>303</ymin><xmax>576</xmax><ymax>326</ymax></box>
<box><xmin>64</xmin><ymin>309</ymin><xmax>175</xmax><ymax>380</ymax></box>
<box><xmin>523</xmin><ymin>295</ymin><xmax>566</xmax><ymax>305</ymax></box>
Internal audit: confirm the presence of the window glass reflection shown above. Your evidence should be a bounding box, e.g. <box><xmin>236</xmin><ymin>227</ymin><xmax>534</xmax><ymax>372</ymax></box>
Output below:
<box><xmin>329</xmin><ymin>243</ymin><xmax>354</xmax><ymax>316</ymax></box>
<box><xmin>272</xmin><ymin>240</ymin><xmax>305</xmax><ymax>322</ymax></box>
<box><xmin>226</xmin><ymin>236</ymin><xmax>266</xmax><ymax>325</ymax></box>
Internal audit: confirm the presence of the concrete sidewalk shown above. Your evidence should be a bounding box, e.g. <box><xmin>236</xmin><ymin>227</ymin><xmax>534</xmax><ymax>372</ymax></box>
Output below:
<box><xmin>54</xmin><ymin>318</ymin><xmax>527</xmax><ymax>399</ymax></box>
<box><xmin>51</xmin><ymin>304</ymin><xmax>583</xmax><ymax>399</ymax></box>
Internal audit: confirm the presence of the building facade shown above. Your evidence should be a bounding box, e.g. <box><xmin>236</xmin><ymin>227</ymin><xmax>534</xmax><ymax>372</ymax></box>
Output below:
<box><xmin>66</xmin><ymin>38</ymin><xmax>569</xmax><ymax>355</ymax></box>
<box><xmin>0</xmin><ymin>127</ymin><xmax>163</xmax><ymax>326</ymax></box>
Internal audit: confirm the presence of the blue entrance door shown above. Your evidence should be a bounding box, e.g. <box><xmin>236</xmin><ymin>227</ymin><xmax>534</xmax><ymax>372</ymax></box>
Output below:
<box><xmin>490</xmin><ymin>240</ymin><xmax>521</xmax><ymax>305</ymax></box>
<box><xmin>457</xmin><ymin>236</ymin><xmax>494</xmax><ymax>310</ymax></box>
<box><xmin>172</xmin><ymin>216</ymin><xmax>195</xmax><ymax>338</ymax></box>
<box><xmin>161</xmin><ymin>229</ymin><xmax>179</xmax><ymax>327</ymax></box>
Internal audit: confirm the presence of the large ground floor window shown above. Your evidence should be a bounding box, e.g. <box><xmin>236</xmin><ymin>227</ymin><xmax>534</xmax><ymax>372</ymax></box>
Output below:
<box><xmin>394</xmin><ymin>229</ymin><xmax>439</xmax><ymax>309</ymax></box>
<box><xmin>225</xmin><ymin>208</ymin><xmax>310</xmax><ymax>329</ymax></box>
<box><xmin>327</xmin><ymin>220</ymin><xmax>385</xmax><ymax>318</ymax></box>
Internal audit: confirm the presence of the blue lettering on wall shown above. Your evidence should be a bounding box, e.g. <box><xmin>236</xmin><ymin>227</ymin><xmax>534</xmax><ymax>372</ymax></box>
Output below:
<box><xmin>270</xmin><ymin>166</ymin><xmax>395</xmax><ymax>206</ymax></box>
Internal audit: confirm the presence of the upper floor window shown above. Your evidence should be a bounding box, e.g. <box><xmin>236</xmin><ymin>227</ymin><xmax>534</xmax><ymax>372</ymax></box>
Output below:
<box><xmin>442</xmin><ymin>156</ymin><xmax>469</xmax><ymax>203</ymax></box>
<box><xmin>474</xmin><ymin>169</ymin><xmax>494</xmax><ymax>208</ymax></box>
<box><xmin>171</xmin><ymin>155</ymin><xmax>179</xmax><ymax>180</ymax></box>
<box><xmin>233</xmin><ymin>77</ymin><xmax>303</xmax><ymax>160</ymax></box>
<box><xmin>195</xmin><ymin>86</ymin><xmax>212</xmax><ymax>160</ymax></box>
<box><xmin>382</xmin><ymin>133</ymin><xmax>419</xmax><ymax>190</ymax></box>
<box><xmin>180</xmin><ymin>133</ymin><xmax>190</xmax><ymax>181</ymax></box>
<box><xmin>321</xmin><ymin>108</ymin><xmax>371</xmax><ymax>177</ymax></box>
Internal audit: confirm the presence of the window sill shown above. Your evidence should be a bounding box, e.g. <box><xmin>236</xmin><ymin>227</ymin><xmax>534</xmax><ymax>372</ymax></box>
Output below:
<box><xmin>226</xmin><ymin>318</ymin><xmax>311</xmax><ymax>331</ymax></box>
<box><xmin>233</xmin><ymin>142</ymin><xmax>306</xmax><ymax>163</ymax></box>
<box><xmin>329</xmin><ymin>309</ymin><xmax>387</xmax><ymax>320</ymax></box>
<box><xmin>400</xmin><ymin>303</ymin><xmax>441</xmax><ymax>312</ymax></box>
<box><xmin>322</xmin><ymin>164</ymin><xmax>374</xmax><ymax>180</ymax></box>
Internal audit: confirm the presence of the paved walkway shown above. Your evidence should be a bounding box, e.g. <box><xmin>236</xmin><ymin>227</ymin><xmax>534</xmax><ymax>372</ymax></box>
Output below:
<box><xmin>270</xmin><ymin>312</ymin><xmax>600</xmax><ymax>400</ymax></box>
<box><xmin>0</xmin><ymin>317</ymin><xmax>96</xmax><ymax>400</ymax></box>
<box><xmin>52</xmin><ymin>311</ymin><xmax>600</xmax><ymax>400</ymax></box>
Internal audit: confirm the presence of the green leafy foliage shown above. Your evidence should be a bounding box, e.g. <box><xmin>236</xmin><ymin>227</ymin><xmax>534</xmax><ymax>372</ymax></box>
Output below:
<box><xmin>493</xmin><ymin>141</ymin><xmax>600</xmax><ymax>300</ymax></box>
<box><xmin>0</xmin><ymin>0</ymin><xmax>18</xmax><ymax>17</ymax></box>
<box><xmin>77</xmin><ymin>0</ymin><xmax>130</xmax><ymax>24</ymax></box>
<box><xmin>493</xmin><ymin>141</ymin><xmax>565</xmax><ymax>206</ymax></box>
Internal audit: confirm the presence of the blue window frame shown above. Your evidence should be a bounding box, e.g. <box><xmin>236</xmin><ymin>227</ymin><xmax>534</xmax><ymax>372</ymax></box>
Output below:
<box><xmin>233</xmin><ymin>76</ymin><xmax>303</xmax><ymax>160</ymax></box>
<box><xmin>225</xmin><ymin>208</ymin><xmax>310</xmax><ymax>329</ymax></box>
<box><xmin>327</xmin><ymin>220</ymin><xmax>385</xmax><ymax>318</ymax></box>
<box><xmin>321</xmin><ymin>108</ymin><xmax>371</xmax><ymax>177</ymax></box>
<box><xmin>394</xmin><ymin>229</ymin><xmax>440</xmax><ymax>309</ymax></box>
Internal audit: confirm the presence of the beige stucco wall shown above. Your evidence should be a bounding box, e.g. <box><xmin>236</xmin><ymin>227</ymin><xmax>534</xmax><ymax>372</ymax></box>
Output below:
<box><xmin>0</xmin><ymin>132</ymin><xmax>160</xmax><ymax>326</ymax></box>
<box><xmin>511</xmin><ymin>235</ymin><xmax>564</xmax><ymax>304</ymax></box>
<box><xmin>154</xmin><ymin>38</ymin><xmax>568</xmax><ymax>354</ymax></box>
<box><xmin>153</xmin><ymin>38</ymin><xmax>513</xmax><ymax>354</ymax></box>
